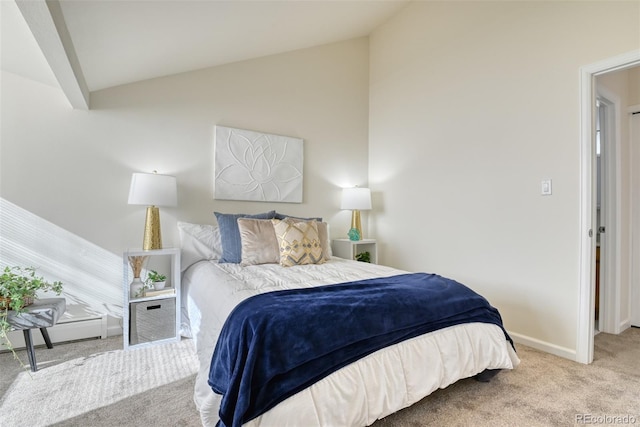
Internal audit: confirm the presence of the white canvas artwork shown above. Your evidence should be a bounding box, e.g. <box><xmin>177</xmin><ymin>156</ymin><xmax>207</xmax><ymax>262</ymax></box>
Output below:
<box><xmin>214</xmin><ymin>126</ymin><xmax>304</xmax><ymax>203</ymax></box>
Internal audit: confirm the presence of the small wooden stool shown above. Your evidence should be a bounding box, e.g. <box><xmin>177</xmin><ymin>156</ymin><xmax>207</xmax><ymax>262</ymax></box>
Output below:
<box><xmin>5</xmin><ymin>298</ymin><xmax>66</xmax><ymax>372</ymax></box>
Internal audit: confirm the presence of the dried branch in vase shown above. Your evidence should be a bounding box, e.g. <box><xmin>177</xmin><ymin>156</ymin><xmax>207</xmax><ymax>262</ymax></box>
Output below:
<box><xmin>128</xmin><ymin>256</ymin><xmax>148</xmax><ymax>278</ymax></box>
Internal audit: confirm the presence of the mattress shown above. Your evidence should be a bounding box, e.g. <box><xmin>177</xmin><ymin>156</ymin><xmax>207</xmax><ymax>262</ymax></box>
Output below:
<box><xmin>182</xmin><ymin>257</ymin><xmax>519</xmax><ymax>426</ymax></box>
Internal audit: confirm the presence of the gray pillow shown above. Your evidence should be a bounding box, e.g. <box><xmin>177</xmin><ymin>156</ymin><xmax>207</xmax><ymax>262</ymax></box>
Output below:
<box><xmin>274</xmin><ymin>212</ymin><xmax>322</xmax><ymax>221</ymax></box>
<box><xmin>214</xmin><ymin>211</ymin><xmax>276</xmax><ymax>263</ymax></box>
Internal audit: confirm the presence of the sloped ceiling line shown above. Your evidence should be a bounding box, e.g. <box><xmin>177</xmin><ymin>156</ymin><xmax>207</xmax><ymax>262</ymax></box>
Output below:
<box><xmin>16</xmin><ymin>0</ymin><xmax>90</xmax><ymax>110</ymax></box>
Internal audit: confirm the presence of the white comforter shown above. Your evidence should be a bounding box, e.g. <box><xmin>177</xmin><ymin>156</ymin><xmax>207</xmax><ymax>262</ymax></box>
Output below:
<box><xmin>182</xmin><ymin>258</ymin><xmax>519</xmax><ymax>427</ymax></box>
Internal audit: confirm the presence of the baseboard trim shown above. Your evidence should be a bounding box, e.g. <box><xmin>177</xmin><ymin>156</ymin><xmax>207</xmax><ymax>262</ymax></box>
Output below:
<box><xmin>107</xmin><ymin>324</ymin><xmax>123</xmax><ymax>338</ymax></box>
<box><xmin>508</xmin><ymin>330</ymin><xmax>578</xmax><ymax>362</ymax></box>
<box><xmin>619</xmin><ymin>318</ymin><xmax>631</xmax><ymax>333</ymax></box>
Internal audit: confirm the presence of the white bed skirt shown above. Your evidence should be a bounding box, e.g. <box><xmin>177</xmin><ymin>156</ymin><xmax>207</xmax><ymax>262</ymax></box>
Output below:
<box><xmin>199</xmin><ymin>322</ymin><xmax>518</xmax><ymax>426</ymax></box>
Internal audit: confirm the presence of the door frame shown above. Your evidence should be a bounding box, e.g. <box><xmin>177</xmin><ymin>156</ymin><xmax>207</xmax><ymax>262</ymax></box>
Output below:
<box><xmin>578</xmin><ymin>50</ymin><xmax>640</xmax><ymax>364</ymax></box>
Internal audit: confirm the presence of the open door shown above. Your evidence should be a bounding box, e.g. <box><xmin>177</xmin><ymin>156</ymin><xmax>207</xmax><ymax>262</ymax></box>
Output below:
<box><xmin>594</xmin><ymin>86</ymin><xmax>622</xmax><ymax>335</ymax></box>
<box><xmin>595</xmin><ymin>99</ymin><xmax>604</xmax><ymax>329</ymax></box>
<box><xmin>594</xmin><ymin>95</ymin><xmax>612</xmax><ymax>332</ymax></box>
<box><xmin>631</xmin><ymin>110</ymin><xmax>640</xmax><ymax>327</ymax></box>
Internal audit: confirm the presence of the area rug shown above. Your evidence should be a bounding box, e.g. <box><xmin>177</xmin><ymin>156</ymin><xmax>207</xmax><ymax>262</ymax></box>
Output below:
<box><xmin>0</xmin><ymin>337</ymin><xmax>199</xmax><ymax>427</ymax></box>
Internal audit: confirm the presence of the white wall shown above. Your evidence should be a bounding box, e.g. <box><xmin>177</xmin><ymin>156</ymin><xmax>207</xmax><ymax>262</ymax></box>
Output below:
<box><xmin>1</xmin><ymin>37</ymin><xmax>370</xmax><ymax>333</ymax></box>
<box><xmin>369</xmin><ymin>1</ymin><xmax>640</xmax><ymax>358</ymax></box>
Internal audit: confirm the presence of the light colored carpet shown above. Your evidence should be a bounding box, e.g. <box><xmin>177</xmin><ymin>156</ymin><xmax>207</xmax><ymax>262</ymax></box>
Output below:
<box><xmin>374</xmin><ymin>327</ymin><xmax>640</xmax><ymax>426</ymax></box>
<box><xmin>0</xmin><ymin>337</ymin><xmax>200</xmax><ymax>427</ymax></box>
<box><xmin>1</xmin><ymin>329</ymin><xmax>639</xmax><ymax>426</ymax></box>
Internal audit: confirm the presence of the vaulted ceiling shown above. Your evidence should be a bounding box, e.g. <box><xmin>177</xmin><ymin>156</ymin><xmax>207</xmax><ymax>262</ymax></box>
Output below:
<box><xmin>2</xmin><ymin>0</ymin><xmax>408</xmax><ymax>109</ymax></box>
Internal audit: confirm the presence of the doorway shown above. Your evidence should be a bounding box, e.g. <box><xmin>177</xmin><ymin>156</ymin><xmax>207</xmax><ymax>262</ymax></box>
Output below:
<box><xmin>577</xmin><ymin>51</ymin><xmax>640</xmax><ymax>364</ymax></box>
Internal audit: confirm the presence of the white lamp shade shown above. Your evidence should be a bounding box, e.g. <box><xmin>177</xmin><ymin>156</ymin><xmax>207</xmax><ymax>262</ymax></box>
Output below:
<box><xmin>341</xmin><ymin>187</ymin><xmax>371</xmax><ymax>210</ymax></box>
<box><xmin>128</xmin><ymin>173</ymin><xmax>177</xmax><ymax>207</ymax></box>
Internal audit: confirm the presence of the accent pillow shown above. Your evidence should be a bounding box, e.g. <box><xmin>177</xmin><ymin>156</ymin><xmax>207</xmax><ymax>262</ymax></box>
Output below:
<box><xmin>214</xmin><ymin>211</ymin><xmax>276</xmax><ymax>263</ymax></box>
<box><xmin>177</xmin><ymin>222</ymin><xmax>222</xmax><ymax>272</ymax></box>
<box><xmin>237</xmin><ymin>218</ymin><xmax>280</xmax><ymax>266</ymax></box>
<box><xmin>272</xmin><ymin>218</ymin><xmax>325</xmax><ymax>267</ymax></box>
<box><xmin>315</xmin><ymin>222</ymin><xmax>332</xmax><ymax>261</ymax></box>
<box><xmin>277</xmin><ymin>216</ymin><xmax>332</xmax><ymax>261</ymax></box>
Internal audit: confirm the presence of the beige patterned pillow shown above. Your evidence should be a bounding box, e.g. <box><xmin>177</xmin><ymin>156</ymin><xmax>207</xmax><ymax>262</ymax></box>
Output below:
<box><xmin>237</xmin><ymin>218</ymin><xmax>280</xmax><ymax>266</ymax></box>
<box><xmin>282</xmin><ymin>219</ymin><xmax>331</xmax><ymax>261</ymax></box>
<box><xmin>272</xmin><ymin>219</ymin><xmax>325</xmax><ymax>267</ymax></box>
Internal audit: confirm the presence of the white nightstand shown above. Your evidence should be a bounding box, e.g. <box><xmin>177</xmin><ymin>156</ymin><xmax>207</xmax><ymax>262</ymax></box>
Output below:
<box><xmin>332</xmin><ymin>239</ymin><xmax>378</xmax><ymax>264</ymax></box>
<box><xmin>123</xmin><ymin>248</ymin><xmax>181</xmax><ymax>349</ymax></box>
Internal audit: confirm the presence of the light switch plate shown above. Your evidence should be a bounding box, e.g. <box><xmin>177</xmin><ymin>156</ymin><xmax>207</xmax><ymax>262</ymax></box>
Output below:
<box><xmin>541</xmin><ymin>179</ymin><xmax>552</xmax><ymax>195</ymax></box>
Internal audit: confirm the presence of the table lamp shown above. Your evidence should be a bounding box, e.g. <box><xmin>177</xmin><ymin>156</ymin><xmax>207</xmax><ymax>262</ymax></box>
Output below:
<box><xmin>128</xmin><ymin>171</ymin><xmax>177</xmax><ymax>250</ymax></box>
<box><xmin>341</xmin><ymin>186</ymin><xmax>371</xmax><ymax>241</ymax></box>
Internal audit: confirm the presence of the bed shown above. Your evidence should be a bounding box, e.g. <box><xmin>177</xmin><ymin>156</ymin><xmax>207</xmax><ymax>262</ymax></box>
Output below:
<box><xmin>179</xmin><ymin>215</ymin><xmax>519</xmax><ymax>427</ymax></box>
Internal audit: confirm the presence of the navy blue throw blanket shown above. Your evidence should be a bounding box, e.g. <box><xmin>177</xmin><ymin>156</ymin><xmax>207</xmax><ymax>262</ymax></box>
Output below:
<box><xmin>209</xmin><ymin>273</ymin><xmax>512</xmax><ymax>427</ymax></box>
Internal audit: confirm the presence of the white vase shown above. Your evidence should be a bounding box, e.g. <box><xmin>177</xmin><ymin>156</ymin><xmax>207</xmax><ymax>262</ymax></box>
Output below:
<box><xmin>130</xmin><ymin>277</ymin><xmax>145</xmax><ymax>298</ymax></box>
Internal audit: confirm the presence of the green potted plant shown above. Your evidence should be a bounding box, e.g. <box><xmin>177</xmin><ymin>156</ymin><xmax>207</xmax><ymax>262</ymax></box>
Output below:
<box><xmin>145</xmin><ymin>270</ymin><xmax>167</xmax><ymax>290</ymax></box>
<box><xmin>355</xmin><ymin>251</ymin><xmax>371</xmax><ymax>263</ymax></box>
<box><xmin>0</xmin><ymin>266</ymin><xmax>63</xmax><ymax>362</ymax></box>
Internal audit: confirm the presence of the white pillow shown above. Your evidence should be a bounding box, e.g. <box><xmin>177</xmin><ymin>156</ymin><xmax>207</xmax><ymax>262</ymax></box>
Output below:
<box><xmin>177</xmin><ymin>221</ymin><xmax>222</xmax><ymax>271</ymax></box>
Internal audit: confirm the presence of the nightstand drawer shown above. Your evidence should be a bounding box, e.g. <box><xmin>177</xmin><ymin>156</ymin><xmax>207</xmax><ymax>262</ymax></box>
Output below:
<box><xmin>129</xmin><ymin>298</ymin><xmax>176</xmax><ymax>345</ymax></box>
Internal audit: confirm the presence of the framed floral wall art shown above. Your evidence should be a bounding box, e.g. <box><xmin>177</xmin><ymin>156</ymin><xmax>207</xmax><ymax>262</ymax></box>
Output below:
<box><xmin>214</xmin><ymin>126</ymin><xmax>303</xmax><ymax>203</ymax></box>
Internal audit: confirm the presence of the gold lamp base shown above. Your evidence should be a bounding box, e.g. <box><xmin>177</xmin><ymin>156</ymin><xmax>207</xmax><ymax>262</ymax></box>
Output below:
<box><xmin>351</xmin><ymin>209</ymin><xmax>363</xmax><ymax>240</ymax></box>
<box><xmin>143</xmin><ymin>206</ymin><xmax>162</xmax><ymax>250</ymax></box>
